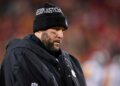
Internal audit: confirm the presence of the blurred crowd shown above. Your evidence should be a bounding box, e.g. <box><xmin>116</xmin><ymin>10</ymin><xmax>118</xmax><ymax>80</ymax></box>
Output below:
<box><xmin>0</xmin><ymin>0</ymin><xmax>120</xmax><ymax>86</ymax></box>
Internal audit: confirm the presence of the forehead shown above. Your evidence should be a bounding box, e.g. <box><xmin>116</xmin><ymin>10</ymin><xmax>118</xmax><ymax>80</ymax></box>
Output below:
<box><xmin>48</xmin><ymin>27</ymin><xmax>65</xmax><ymax>31</ymax></box>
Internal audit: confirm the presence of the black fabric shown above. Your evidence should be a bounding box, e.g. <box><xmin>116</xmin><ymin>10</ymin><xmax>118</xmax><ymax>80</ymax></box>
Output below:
<box><xmin>33</xmin><ymin>3</ymin><xmax>68</xmax><ymax>32</ymax></box>
<box><xmin>0</xmin><ymin>35</ymin><xmax>86</xmax><ymax>86</ymax></box>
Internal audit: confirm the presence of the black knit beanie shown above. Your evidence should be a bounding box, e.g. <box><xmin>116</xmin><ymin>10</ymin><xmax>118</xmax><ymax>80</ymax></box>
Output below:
<box><xmin>33</xmin><ymin>3</ymin><xmax>68</xmax><ymax>32</ymax></box>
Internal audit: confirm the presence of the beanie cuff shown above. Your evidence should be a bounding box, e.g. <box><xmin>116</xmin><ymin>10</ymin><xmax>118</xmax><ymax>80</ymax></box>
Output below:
<box><xmin>33</xmin><ymin>15</ymin><xmax>68</xmax><ymax>32</ymax></box>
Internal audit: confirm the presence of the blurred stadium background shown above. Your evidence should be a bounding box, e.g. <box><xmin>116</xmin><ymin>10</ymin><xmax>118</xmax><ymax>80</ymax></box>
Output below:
<box><xmin>0</xmin><ymin>0</ymin><xmax>120</xmax><ymax>86</ymax></box>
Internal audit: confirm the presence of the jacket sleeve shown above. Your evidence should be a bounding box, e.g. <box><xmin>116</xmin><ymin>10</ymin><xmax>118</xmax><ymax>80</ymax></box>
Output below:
<box><xmin>0</xmin><ymin>48</ymin><xmax>29</xmax><ymax>86</ymax></box>
<box><xmin>0</xmin><ymin>48</ymin><xmax>51</xmax><ymax>86</ymax></box>
<box><xmin>0</xmin><ymin>49</ymin><xmax>23</xmax><ymax>86</ymax></box>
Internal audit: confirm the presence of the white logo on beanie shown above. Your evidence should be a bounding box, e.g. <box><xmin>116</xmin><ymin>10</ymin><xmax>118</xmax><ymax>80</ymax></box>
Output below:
<box><xmin>36</xmin><ymin>7</ymin><xmax>63</xmax><ymax>15</ymax></box>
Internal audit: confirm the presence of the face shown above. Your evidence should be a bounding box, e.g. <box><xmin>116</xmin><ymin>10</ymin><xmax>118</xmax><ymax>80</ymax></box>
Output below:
<box><xmin>40</xmin><ymin>27</ymin><xmax>65</xmax><ymax>52</ymax></box>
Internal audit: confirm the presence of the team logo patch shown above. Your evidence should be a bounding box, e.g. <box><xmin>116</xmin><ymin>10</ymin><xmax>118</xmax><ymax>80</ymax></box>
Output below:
<box><xmin>31</xmin><ymin>82</ymin><xmax>38</xmax><ymax>86</ymax></box>
<box><xmin>71</xmin><ymin>69</ymin><xmax>76</xmax><ymax>77</ymax></box>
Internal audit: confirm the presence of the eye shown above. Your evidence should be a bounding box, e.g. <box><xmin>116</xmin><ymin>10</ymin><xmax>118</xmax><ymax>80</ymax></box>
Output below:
<box><xmin>51</xmin><ymin>31</ymin><xmax>57</xmax><ymax>35</ymax></box>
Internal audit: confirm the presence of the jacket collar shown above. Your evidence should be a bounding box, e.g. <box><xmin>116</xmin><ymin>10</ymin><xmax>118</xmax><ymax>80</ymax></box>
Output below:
<box><xmin>21</xmin><ymin>34</ymin><xmax>65</xmax><ymax>65</ymax></box>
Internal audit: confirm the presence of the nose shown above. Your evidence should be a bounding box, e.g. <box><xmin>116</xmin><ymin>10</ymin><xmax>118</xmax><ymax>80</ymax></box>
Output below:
<box><xmin>56</xmin><ymin>30</ymin><xmax>64</xmax><ymax>38</ymax></box>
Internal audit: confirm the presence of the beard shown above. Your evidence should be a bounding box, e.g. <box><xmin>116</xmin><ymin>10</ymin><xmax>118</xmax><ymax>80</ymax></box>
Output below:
<box><xmin>45</xmin><ymin>41</ymin><xmax>60</xmax><ymax>52</ymax></box>
<box><xmin>41</xmin><ymin>32</ymin><xmax>61</xmax><ymax>52</ymax></box>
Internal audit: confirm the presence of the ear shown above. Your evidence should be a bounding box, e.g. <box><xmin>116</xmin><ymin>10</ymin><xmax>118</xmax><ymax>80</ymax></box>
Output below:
<box><xmin>34</xmin><ymin>31</ymin><xmax>43</xmax><ymax>40</ymax></box>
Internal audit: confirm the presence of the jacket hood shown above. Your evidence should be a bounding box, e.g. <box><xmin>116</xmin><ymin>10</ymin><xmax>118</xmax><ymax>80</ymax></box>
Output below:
<box><xmin>6</xmin><ymin>39</ymin><xmax>23</xmax><ymax>52</ymax></box>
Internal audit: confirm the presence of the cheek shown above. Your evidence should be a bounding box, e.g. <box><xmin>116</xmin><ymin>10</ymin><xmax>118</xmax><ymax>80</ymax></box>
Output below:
<box><xmin>48</xmin><ymin>37</ymin><xmax>55</xmax><ymax>43</ymax></box>
<box><xmin>47</xmin><ymin>33</ymin><xmax>56</xmax><ymax>42</ymax></box>
<box><xmin>41</xmin><ymin>33</ymin><xmax>54</xmax><ymax>43</ymax></box>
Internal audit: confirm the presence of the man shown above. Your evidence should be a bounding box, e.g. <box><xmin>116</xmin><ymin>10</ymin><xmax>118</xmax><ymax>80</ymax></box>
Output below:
<box><xmin>0</xmin><ymin>3</ymin><xmax>86</xmax><ymax>86</ymax></box>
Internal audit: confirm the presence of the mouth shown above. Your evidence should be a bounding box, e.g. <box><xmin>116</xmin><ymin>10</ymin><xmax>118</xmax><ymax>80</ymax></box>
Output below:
<box><xmin>54</xmin><ymin>41</ymin><xmax>61</xmax><ymax>47</ymax></box>
<box><xmin>54</xmin><ymin>42</ymin><xmax>60</xmax><ymax>45</ymax></box>
<box><xmin>54</xmin><ymin>40</ymin><xmax>61</xmax><ymax>44</ymax></box>
<box><xmin>52</xmin><ymin>40</ymin><xmax>62</xmax><ymax>49</ymax></box>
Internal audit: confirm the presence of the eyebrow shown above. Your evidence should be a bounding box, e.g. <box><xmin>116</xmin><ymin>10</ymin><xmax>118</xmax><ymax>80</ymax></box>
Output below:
<box><xmin>52</xmin><ymin>27</ymin><xmax>65</xmax><ymax>31</ymax></box>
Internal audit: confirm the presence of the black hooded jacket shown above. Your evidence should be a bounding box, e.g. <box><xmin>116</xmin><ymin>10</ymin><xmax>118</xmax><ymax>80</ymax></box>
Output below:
<box><xmin>0</xmin><ymin>34</ymin><xmax>86</xmax><ymax>86</ymax></box>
